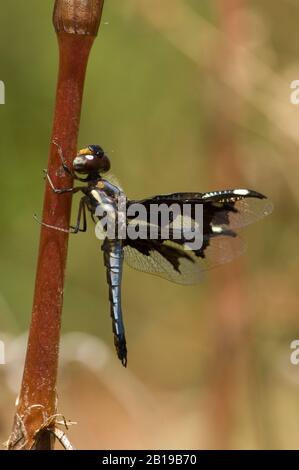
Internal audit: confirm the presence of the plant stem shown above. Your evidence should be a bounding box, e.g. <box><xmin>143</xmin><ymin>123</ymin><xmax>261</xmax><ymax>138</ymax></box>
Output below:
<box><xmin>8</xmin><ymin>0</ymin><xmax>105</xmax><ymax>450</ymax></box>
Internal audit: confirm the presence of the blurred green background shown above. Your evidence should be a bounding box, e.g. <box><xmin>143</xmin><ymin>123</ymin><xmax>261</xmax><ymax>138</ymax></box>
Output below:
<box><xmin>1</xmin><ymin>0</ymin><xmax>299</xmax><ymax>449</ymax></box>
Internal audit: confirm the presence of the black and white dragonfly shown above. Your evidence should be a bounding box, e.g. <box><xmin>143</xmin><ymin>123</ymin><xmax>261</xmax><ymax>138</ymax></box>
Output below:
<box><xmin>41</xmin><ymin>144</ymin><xmax>273</xmax><ymax>367</ymax></box>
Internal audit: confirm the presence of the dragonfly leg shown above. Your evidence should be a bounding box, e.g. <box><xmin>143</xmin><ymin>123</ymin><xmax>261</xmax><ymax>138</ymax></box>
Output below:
<box><xmin>90</xmin><ymin>212</ymin><xmax>97</xmax><ymax>224</ymax></box>
<box><xmin>52</xmin><ymin>139</ymin><xmax>75</xmax><ymax>178</ymax></box>
<box><xmin>70</xmin><ymin>197</ymin><xmax>87</xmax><ymax>233</ymax></box>
<box><xmin>33</xmin><ymin>214</ymin><xmax>73</xmax><ymax>233</ymax></box>
<box><xmin>44</xmin><ymin>169</ymin><xmax>72</xmax><ymax>194</ymax></box>
<box><xmin>52</xmin><ymin>140</ymin><xmax>91</xmax><ymax>183</ymax></box>
<box><xmin>34</xmin><ymin>198</ymin><xmax>87</xmax><ymax>234</ymax></box>
<box><xmin>44</xmin><ymin>169</ymin><xmax>85</xmax><ymax>194</ymax></box>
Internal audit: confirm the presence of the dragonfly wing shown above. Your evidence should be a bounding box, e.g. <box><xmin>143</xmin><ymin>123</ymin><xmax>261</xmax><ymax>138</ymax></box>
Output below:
<box><xmin>124</xmin><ymin>188</ymin><xmax>270</xmax><ymax>284</ymax></box>
<box><xmin>128</xmin><ymin>189</ymin><xmax>273</xmax><ymax>234</ymax></box>
<box><xmin>205</xmin><ymin>194</ymin><xmax>273</xmax><ymax>230</ymax></box>
<box><xmin>123</xmin><ymin>240</ymin><xmax>203</xmax><ymax>284</ymax></box>
<box><xmin>123</xmin><ymin>234</ymin><xmax>245</xmax><ymax>285</ymax></box>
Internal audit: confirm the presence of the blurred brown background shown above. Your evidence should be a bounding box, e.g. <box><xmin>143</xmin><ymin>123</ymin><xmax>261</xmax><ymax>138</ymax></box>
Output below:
<box><xmin>0</xmin><ymin>0</ymin><xmax>298</xmax><ymax>449</ymax></box>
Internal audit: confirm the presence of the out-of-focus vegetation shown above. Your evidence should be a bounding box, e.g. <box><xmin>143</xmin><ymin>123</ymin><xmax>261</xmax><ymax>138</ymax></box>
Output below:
<box><xmin>0</xmin><ymin>0</ymin><xmax>299</xmax><ymax>449</ymax></box>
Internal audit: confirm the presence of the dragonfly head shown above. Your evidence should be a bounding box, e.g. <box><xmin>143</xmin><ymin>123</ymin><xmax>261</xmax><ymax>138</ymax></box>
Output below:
<box><xmin>73</xmin><ymin>145</ymin><xmax>111</xmax><ymax>175</ymax></box>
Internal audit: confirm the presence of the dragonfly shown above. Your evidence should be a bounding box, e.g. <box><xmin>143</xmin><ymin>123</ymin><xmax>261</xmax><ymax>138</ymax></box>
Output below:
<box><xmin>41</xmin><ymin>143</ymin><xmax>273</xmax><ymax>367</ymax></box>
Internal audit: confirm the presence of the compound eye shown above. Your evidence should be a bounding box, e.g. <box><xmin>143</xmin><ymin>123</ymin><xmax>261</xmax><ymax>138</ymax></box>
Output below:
<box><xmin>88</xmin><ymin>144</ymin><xmax>104</xmax><ymax>157</ymax></box>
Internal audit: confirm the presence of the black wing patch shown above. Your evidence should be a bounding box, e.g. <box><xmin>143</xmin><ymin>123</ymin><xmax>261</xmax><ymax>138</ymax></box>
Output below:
<box><xmin>123</xmin><ymin>189</ymin><xmax>271</xmax><ymax>284</ymax></box>
<box><xmin>124</xmin><ymin>240</ymin><xmax>202</xmax><ymax>284</ymax></box>
<box><xmin>123</xmin><ymin>236</ymin><xmax>245</xmax><ymax>284</ymax></box>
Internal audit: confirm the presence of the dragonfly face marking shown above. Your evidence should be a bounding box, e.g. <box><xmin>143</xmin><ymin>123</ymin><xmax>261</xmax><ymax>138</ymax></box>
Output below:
<box><xmin>43</xmin><ymin>142</ymin><xmax>273</xmax><ymax>367</ymax></box>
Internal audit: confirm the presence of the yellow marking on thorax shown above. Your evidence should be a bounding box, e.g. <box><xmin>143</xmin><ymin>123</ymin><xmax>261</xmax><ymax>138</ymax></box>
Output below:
<box><xmin>96</xmin><ymin>181</ymin><xmax>105</xmax><ymax>189</ymax></box>
<box><xmin>91</xmin><ymin>189</ymin><xmax>102</xmax><ymax>203</ymax></box>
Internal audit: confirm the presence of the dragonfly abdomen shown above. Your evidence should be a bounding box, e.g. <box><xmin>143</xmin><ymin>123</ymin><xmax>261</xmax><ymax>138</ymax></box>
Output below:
<box><xmin>102</xmin><ymin>238</ymin><xmax>127</xmax><ymax>366</ymax></box>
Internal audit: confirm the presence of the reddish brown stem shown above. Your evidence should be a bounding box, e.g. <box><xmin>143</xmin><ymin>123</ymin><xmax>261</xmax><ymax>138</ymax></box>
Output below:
<box><xmin>8</xmin><ymin>0</ymin><xmax>104</xmax><ymax>450</ymax></box>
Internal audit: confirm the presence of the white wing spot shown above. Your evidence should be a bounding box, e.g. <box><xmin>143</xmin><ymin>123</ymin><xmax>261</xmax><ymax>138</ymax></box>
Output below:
<box><xmin>233</xmin><ymin>189</ymin><xmax>249</xmax><ymax>196</ymax></box>
<box><xmin>211</xmin><ymin>225</ymin><xmax>223</xmax><ymax>233</ymax></box>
